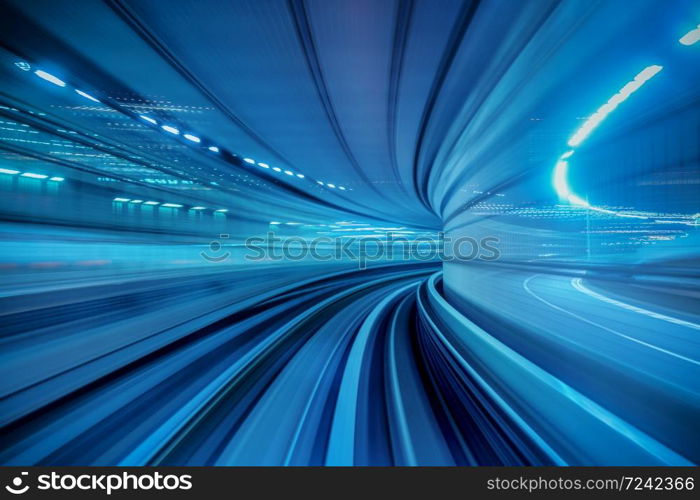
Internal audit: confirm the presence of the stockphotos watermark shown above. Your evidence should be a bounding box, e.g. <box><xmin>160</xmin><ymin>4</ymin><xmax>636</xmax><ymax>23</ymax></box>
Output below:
<box><xmin>4</xmin><ymin>470</ymin><xmax>192</xmax><ymax>495</ymax></box>
<box><xmin>200</xmin><ymin>231</ymin><xmax>500</xmax><ymax>268</ymax></box>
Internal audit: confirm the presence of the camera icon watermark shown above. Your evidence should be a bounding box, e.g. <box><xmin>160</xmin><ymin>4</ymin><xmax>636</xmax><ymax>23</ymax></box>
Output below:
<box><xmin>200</xmin><ymin>233</ymin><xmax>231</xmax><ymax>262</ymax></box>
<box><xmin>5</xmin><ymin>472</ymin><xmax>29</xmax><ymax>495</ymax></box>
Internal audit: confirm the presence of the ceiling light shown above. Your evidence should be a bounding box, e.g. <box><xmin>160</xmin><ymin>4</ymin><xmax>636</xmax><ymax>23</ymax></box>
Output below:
<box><xmin>680</xmin><ymin>24</ymin><xmax>700</xmax><ymax>45</ymax></box>
<box><xmin>34</xmin><ymin>70</ymin><xmax>65</xmax><ymax>87</ymax></box>
<box><xmin>140</xmin><ymin>115</ymin><xmax>157</xmax><ymax>124</ymax></box>
<box><xmin>75</xmin><ymin>89</ymin><xmax>100</xmax><ymax>102</ymax></box>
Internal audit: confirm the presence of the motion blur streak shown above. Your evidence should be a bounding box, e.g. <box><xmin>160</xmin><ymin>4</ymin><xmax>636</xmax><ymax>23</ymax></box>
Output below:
<box><xmin>0</xmin><ymin>0</ymin><xmax>698</xmax><ymax>465</ymax></box>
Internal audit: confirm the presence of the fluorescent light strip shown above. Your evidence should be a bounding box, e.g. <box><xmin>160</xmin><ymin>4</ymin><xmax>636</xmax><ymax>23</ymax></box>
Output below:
<box><xmin>560</xmin><ymin>150</ymin><xmax>574</xmax><ymax>160</ymax></box>
<box><xmin>113</xmin><ymin>197</ymin><xmax>130</xmax><ymax>202</ymax></box>
<box><xmin>75</xmin><ymin>89</ymin><xmax>100</xmax><ymax>103</ymax></box>
<box><xmin>161</xmin><ymin>125</ymin><xmax>179</xmax><ymax>135</ymax></box>
<box><xmin>0</xmin><ymin>168</ymin><xmax>20</xmax><ymax>175</ymax></box>
<box><xmin>679</xmin><ymin>24</ymin><xmax>700</xmax><ymax>46</ymax></box>
<box><xmin>243</xmin><ymin>158</ymin><xmax>255</xmax><ymax>164</ymax></box>
<box><xmin>568</xmin><ymin>65</ymin><xmax>662</xmax><ymax>147</ymax></box>
<box><xmin>183</xmin><ymin>134</ymin><xmax>201</xmax><ymax>143</ymax></box>
<box><xmin>21</xmin><ymin>172</ymin><xmax>48</xmax><ymax>179</ymax></box>
<box><xmin>49</xmin><ymin>177</ymin><xmax>64</xmax><ymax>182</ymax></box>
<box><xmin>553</xmin><ymin>161</ymin><xmax>570</xmax><ymax>199</ymax></box>
<box><xmin>191</xmin><ymin>206</ymin><xmax>206</xmax><ymax>210</ymax></box>
<box><xmin>162</xmin><ymin>203</ymin><xmax>183</xmax><ymax>208</ymax></box>
<box><xmin>208</xmin><ymin>146</ymin><xmax>219</xmax><ymax>153</ymax></box>
<box><xmin>140</xmin><ymin>115</ymin><xmax>157</xmax><ymax>125</ymax></box>
<box><xmin>143</xmin><ymin>201</ymin><xmax>159</xmax><ymax>205</ymax></box>
<box><xmin>34</xmin><ymin>70</ymin><xmax>65</xmax><ymax>87</ymax></box>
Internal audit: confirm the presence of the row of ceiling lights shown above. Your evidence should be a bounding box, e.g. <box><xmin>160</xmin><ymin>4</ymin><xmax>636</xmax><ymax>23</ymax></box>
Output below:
<box><xmin>240</xmin><ymin>157</ymin><xmax>346</xmax><ymax>190</ymax></box>
<box><xmin>113</xmin><ymin>197</ymin><xmax>227</xmax><ymax>212</ymax></box>
<box><xmin>0</xmin><ymin>167</ymin><xmax>64</xmax><ymax>181</ymax></box>
<box><xmin>14</xmin><ymin>63</ymin><xmax>231</xmax><ymax>213</ymax></box>
<box><xmin>22</xmin><ymin>62</ymin><xmax>350</xmax><ymax>195</ymax></box>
